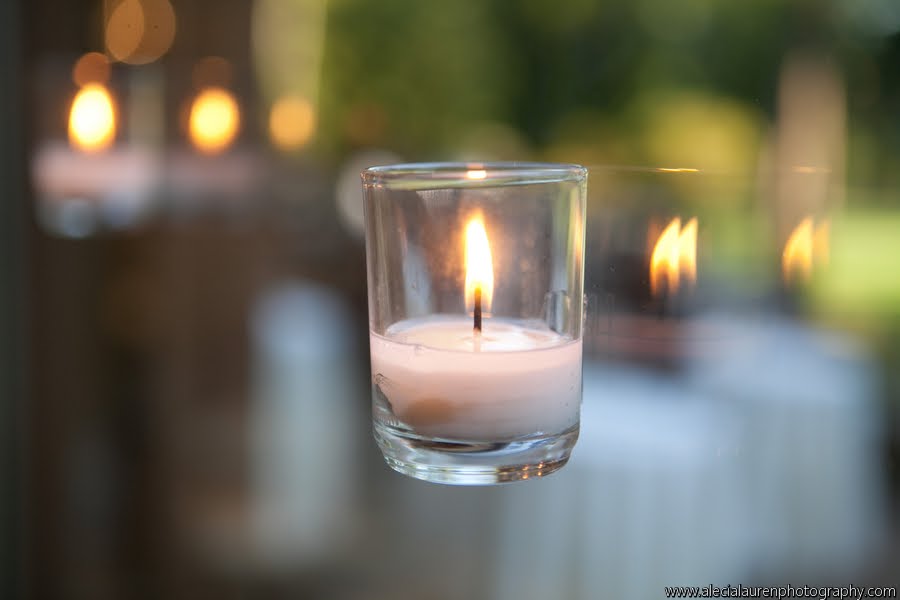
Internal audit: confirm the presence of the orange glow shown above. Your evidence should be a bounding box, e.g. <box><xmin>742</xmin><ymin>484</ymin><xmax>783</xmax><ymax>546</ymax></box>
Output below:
<box><xmin>269</xmin><ymin>95</ymin><xmax>316</xmax><ymax>151</ymax></box>
<box><xmin>68</xmin><ymin>84</ymin><xmax>117</xmax><ymax>152</ymax></box>
<box><xmin>464</xmin><ymin>215</ymin><xmax>494</xmax><ymax>314</ymax></box>
<box><xmin>657</xmin><ymin>167</ymin><xmax>700</xmax><ymax>173</ymax></box>
<box><xmin>188</xmin><ymin>87</ymin><xmax>240</xmax><ymax>155</ymax></box>
<box><xmin>106</xmin><ymin>0</ymin><xmax>144</xmax><ymax>62</ymax></box>
<box><xmin>783</xmin><ymin>217</ymin><xmax>829</xmax><ymax>285</ymax></box>
<box><xmin>72</xmin><ymin>52</ymin><xmax>110</xmax><ymax>87</ymax></box>
<box><xmin>105</xmin><ymin>0</ymin><xmax>176</xmax><ymax>65</ymax></box>
<box><xmin>782</xmin><ymin>218</ymin><xmax>813</xmax><ymax>285</ymax></box>
<box><xmin>466</xmin><ymin>169</ymin><xmax>487</xmax><ymax>180</ymax></box>
<box><xmin>650</xmin><ymin>217</ymin><xmax>698</xmax><ymax>296</ymax></box>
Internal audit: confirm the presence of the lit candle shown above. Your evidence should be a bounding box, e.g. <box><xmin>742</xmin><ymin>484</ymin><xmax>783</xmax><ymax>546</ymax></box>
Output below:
<box><xmin>32</xmin><ymin>82</ymin><xmax>160</xmax><ymax>237</ymax></box>
<box><xmin>363</xmin><ymin>162</ymin><xmax>586</xmax><ymax>484</ymax></box>
<box><xmin>370</xmin><ymin>214</ymin><xmax>583</xmax><ymax>441</ymax></box>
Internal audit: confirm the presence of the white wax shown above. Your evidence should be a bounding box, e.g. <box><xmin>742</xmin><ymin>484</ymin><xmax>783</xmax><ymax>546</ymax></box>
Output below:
<box><xmin>32</xmin><ymin>142</ymin><xmax>159</xmax><ymax>199</ymax></box>
<box><xmin>370</xmin><ymin>316</ymin><xmax>582</xmax><ymax>440</ymax></box>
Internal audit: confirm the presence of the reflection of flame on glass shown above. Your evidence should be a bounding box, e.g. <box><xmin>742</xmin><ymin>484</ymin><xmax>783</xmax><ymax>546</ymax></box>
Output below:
<box><xmin>650</xmin><ymin>217</ymin><xmax>698</xmax><ymax>296</ymax></box>
<box><xmin>188</xmin><ymin>87</ymin><xmax>240</xmax><ymax>155</ymax></box>
<box><xmin>269</xmin><ymin>95</ymin><xmax>315</xmax><ymax>151</ymax></box>
<box><xmin>783</xmin><ymin>217</ymin><xmax>829</xmax><ymax>285</ymax></box>
<box><xmin>466</xmin><ymin>169</ymin><xmax>487</xmax><ymax>180</ymax></box>
<box><xmin>69</xmin><ymin>83</ymin><xmax>117</xmax><ymax>152</ymax></box>
<box><xmin>464</xmin><ymin>215</ymin><xmax>494</xmax><ymax>314</ymax></box>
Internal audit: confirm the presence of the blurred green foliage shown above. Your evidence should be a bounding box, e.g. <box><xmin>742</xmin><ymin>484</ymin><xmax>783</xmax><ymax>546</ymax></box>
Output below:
<box><xmin>316</xmin><ymin>0</ymin><xmax>899</xmax><ymax>188</ymax></box>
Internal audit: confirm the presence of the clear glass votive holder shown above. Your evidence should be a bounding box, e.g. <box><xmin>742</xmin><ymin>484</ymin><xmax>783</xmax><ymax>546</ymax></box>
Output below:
<box><xmin>362</xmin><ymin>162</ymin><xmax>587</xmax><ymax>485</ymax></box>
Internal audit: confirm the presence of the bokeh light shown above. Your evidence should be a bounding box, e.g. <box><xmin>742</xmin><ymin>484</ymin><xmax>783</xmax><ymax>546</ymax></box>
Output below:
<box><xmin>188</xmin><ymin>87</ymin><xmax>240</xmax><ymax>154</ymax></box>
<box><xmin>105</xmin><ymin>0</ymin><xmax>143</xmax><ymax>62</ymax></box>
<box><xmin>105</xmin><ymin>0</ymin><xmax>176</xmax><ymax>65</ymax></box>
<box><xmin>72</xmin><ymin>52</ymin><xmax>111</xmax><ymax>87</ymax></box>
<box><xmin>783</xmin><ymin>217</ymin><xmax>830</xmax><ymax>286</ymax></box>
<box><xmin>68</xmin><ymin>83</ymin><xmax>117</xmax><ymax>152</ymax></box>
<box><xmin>251</xmin><ymin>0</ymin><xmax>326</xmax><ymax>152</ymax></box>
<box><xmin>268</xmin><ymin>95</ymin><xmax>316</xmax><ymax>151</ymax></box>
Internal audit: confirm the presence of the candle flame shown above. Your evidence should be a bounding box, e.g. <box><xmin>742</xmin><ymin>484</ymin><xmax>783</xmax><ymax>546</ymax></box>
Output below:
<box><xmin>464</xmin><ymin>215</ymin><xmax>494</xmax><ymax>314</ymax></box>
<box><xmin>783</xmin><ymin>217</ymin><xmax>829</xmax><ymax>285</ymax></box>
<box><xmin>188</xmin><ymin>87</ymin><xmax>240</xmax><ymax>155</ymax></box>
<box><xmin>68</xmin><ymin>83</ymin><xmax>117</xmax><ymax>152</ymax></box>
<box><xmin>466</xmin><ymin>169</ymin><xmax>487</xmax><ymax>180</ymax></box>
<box><xmin>650</xmin><ymin>217</ymin><xmax>698</xmax><ymax>296</ymax></box>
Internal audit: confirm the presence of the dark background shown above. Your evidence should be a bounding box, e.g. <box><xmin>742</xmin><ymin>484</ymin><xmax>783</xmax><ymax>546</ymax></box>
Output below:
<box><xmin>4</xmin><ymin>0</ymin><xmax>900</xmax><ymax>598</ymax></box>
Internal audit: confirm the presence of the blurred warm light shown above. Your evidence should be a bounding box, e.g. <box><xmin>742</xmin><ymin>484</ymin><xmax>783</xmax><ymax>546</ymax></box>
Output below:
<box><xmin>650</xmin><ymin>217</ymin><xmax>698</xmax><ymax>296</ymax></box>
<box><xmin>69</xmin><ymin>84</ymin><xmax>117</xmax><ymax>152</ymax></box>
<box><xmin>188</xmin><ymin>87</ymin><xmax>240</xmax><ymax>155</ymax></box>
<box><xmin>105</xmin><ymin>0</ymin><xmax>176</xmax><ymax>65</ymax></box>
<box><xmin>464</xmin><ymin>215</ymin><xmax>494</xmax><ymax>313</ymax></box>
<box><xmin>466</xmin><ymin>169</ymin><xmax>487</xmax><ymax>180</ymax></box>
<box><xmin>783</xmin><ymin>217</ymin><xmax>830</xmax><ymax>285</ymax></box>
<box><xmin>783</xmin><ymin>218</ymin><xmax>813</xmax><ymax>286</ymax></box>
<box><xmin>252</xmin><ymin>0</ymin><xmax>326</xmax><ymax>148</ymax></box>
<box><xmin>72</xmin><ymin>52</ymin><xmax>111</xmax><ymax>87</ymax></box>
<box><xmin>192</xmin><ymin>56</ymin><xmax>233</xmax><ymax>89</ymax></box>
<box><xmin>657</xmin><ymin>167</ymin><xmax>700</xmax><ymax>173</ymax></box>
<box><xmin>269</xmin><ymin>95</ymin><xmax>316</xmax><ymax>151</ymax></box>
<box><xmin>106</xmin><ymin>0</ymin><xmax>143</xmax><ymax>62</ymax></box>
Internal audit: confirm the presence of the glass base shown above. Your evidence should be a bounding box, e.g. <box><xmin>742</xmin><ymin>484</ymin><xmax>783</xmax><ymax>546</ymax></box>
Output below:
<box><xmin>373</xmin><ymin>423</ymin><xmax>579</xmax><ymax>485</ymax></box>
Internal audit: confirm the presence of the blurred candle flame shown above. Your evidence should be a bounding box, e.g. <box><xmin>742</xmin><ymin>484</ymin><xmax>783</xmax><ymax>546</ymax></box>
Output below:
<box><xmin>188</xmin><ymin>87</ymin><xmax>240</xmax><ymax>155</ymax></box>
<box><xmin>464</xmin><ymin>215</ymin><xmax>494</xmax><ymax>314</ymax></box>
<box><xmin>466</xmin><ymin>169</ymin><xmax>487</xmax><ymax>180</ymax></box>
<box><xmin>650</xmin><ymin>217</ymin><xmax>698</xmax><ymax>296</ymax></box>
<box><xmin>68</xmin><ymin>83</ymin><xmax>117</xmax><ymax>152</ymax></box>
<box><xmin>783</xmin><ymin>217</ymin><xmax>829</xmax><ymax>285</ymax></box>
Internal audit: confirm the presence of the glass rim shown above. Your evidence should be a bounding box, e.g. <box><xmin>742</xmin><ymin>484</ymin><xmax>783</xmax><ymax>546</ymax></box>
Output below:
<box><xmin>361</xmin><ymin>161</ymin><xmax>587</xmax><ymax>190</ymax></box>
